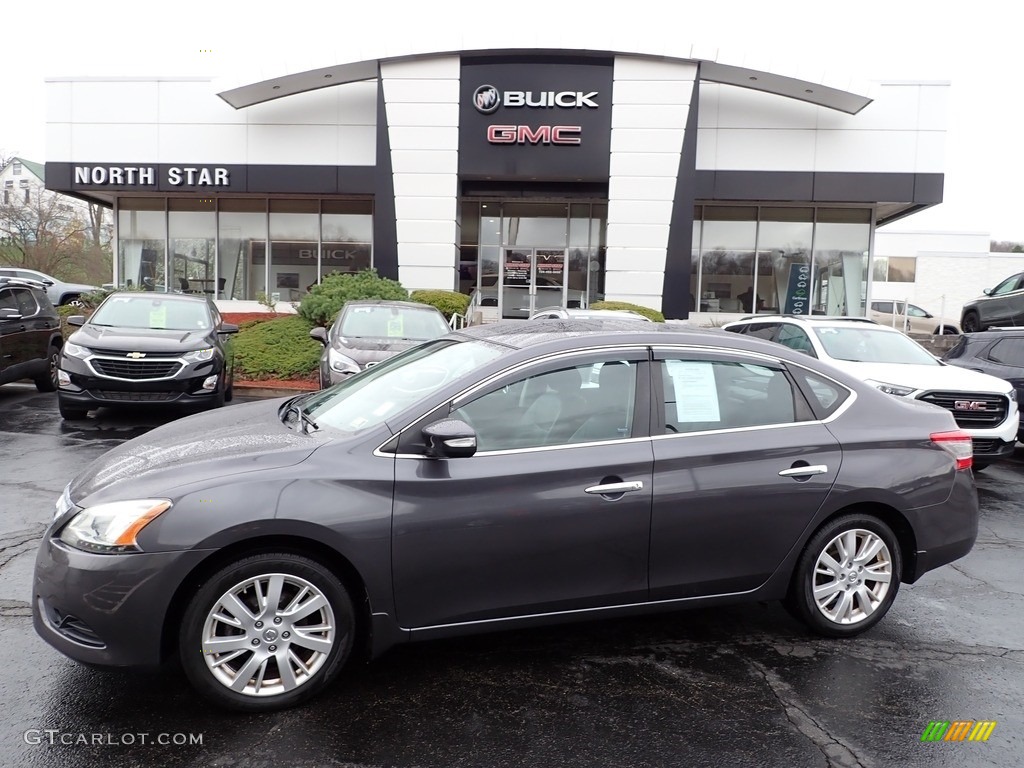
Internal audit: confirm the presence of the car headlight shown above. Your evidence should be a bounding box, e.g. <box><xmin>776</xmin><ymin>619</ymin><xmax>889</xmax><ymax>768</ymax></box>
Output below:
<box><xmin>62</xmin><ymin>342</ymin><xmax>89</xmax><ymax>359</ymax></box>
<box><xmin>182</xmin><ymin>348</ymin><xmax>215</xmax><ymax>363</ymax></box>
<box><xmin>865</xmin><ymin>379</ymin><xmax>916</xmax><ymax>397</ymax></box>
<box><xmin>328</xmin><ymin>348</ymin><xmax>360</xmax><ymax>374</ymax></box>
<box><xmin>1008</xmin><ymin>388</ymin><xmax>1018</xmax><ymax>403</ymax></box>
<box><xmin>59</xmin><ymin>499</ymin><xmax>172</xmax><ymax>553</ymax></box>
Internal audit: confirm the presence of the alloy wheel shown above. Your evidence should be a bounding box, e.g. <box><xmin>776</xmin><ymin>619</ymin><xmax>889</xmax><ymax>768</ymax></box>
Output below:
<box><xmin>811</xmin><ymin>528</ymin><xmax>893</xmax><ymax>625</ymax></box>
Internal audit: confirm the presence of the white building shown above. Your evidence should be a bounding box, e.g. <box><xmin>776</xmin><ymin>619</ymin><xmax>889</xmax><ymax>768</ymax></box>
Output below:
<box><xmin>43</xmin><ymin>46</ymin><xmax>947</xmax><ymax>319</ymax></box>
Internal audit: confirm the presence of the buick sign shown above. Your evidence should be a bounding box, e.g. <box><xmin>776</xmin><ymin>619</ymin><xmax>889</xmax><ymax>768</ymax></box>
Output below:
<box><xmin>474</xmin><ymin>85</ymin><xmax>501</xmax><ymax>114</ymax></box>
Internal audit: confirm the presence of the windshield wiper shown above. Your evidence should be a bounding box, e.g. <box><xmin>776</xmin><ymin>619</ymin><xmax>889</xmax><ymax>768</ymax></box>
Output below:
<box><xmin>282</xmin><ymin>400</ymin><xmax>319</xmax><ymax>434</ymax></box>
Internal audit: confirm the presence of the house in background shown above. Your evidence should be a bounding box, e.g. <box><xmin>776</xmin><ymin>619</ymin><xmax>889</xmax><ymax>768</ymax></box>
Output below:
<box><xmin>0</xmin><ymin>157</ymin><xmax>46</xmax><ymax>206</ymax></box>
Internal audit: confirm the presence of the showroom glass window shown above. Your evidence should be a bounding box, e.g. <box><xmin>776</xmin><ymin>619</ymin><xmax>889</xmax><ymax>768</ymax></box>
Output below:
<box><xmin>218</xmin><ymin>199</ymin><xmax>267</xmax><ymax>301</ymax></box>
<box><xmin>169</xmin><ymin>199</ymin><xmax>216</xmax><ymax>296</ymax></box>
<box><xmin>266</xmin><ymin>200</ymin><xmax>319</xmax><ymax>302</ymax></box>
<box><xmin>117</xmin><ymin>198</ymin><xmax>166</xmax><ymax>292</ymax></box>
<box><xmin>812</xmin><ymin>209</ymin><xmax>871</xmax><ymax>315</ymax></box>
<box><xmin>321</xmin><ymin>200</ymin><xmax>373</xmax><ymax>282</ymax></box>
<box><xmin>697</xmin><ymin>206</ymin><xmax>757</xmax><ymax>313</ymax></box>
<box><xmin>757</xmin><ymin>208</ymin><xmax>813</xmax><ymax>315</ymax></box>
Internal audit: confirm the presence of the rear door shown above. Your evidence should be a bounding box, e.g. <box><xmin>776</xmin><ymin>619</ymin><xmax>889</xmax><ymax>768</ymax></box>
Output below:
<box><xmin>648</xmin><ymin>347</ymin><xmax>843</xmax><ymax>599</ymax></box>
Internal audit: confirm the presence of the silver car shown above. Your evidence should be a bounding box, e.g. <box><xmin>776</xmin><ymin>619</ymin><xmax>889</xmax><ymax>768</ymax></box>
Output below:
<box><xmin>0</xmin><ymin>267</ymin><xmax>99</xmax><ymax>306</ymax></box>
<box><xmin>310</xmin><ymin>299</ymin><xmax>450</xmax><ymax>387</ymax></box>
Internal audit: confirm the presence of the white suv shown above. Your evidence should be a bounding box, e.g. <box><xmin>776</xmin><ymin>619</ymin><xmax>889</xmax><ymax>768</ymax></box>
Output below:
<box><xmin>722</xmin><ymin>315</ymin><xmax>1019</xmax><ymax>468</ymax></box>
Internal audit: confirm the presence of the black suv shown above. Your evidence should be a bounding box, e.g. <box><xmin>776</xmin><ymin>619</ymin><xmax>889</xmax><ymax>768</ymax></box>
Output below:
<box><xmin>0</xmin><ymin>277</ymin><xmax>62</xmax><ymax>391</ymax></box>
<box><xmin>944</xmin><ymin>328</ymin><xmax>1024</xmax><ymax>441</ymax></box>
<box><xmin>57</xmin><ymin>292</ymin><xmax>238</xmax><ymax>419</ymax></box>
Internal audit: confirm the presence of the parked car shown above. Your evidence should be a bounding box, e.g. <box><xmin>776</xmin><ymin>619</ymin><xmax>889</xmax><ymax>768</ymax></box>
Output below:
<box><xmin>868</xmin><ymin>300</ymin><xmax>959</xmax><ymax>335</ymax></box>
<box><xmin>960</xmin><ymin>272</ymin><xmax>1024</xmax><ymax>332</ymax></box>
<box><xmin>529</xmin><ymin>306</ymin><xmax>653</xmax><ymax>321</ymax></box>
<box><xmin>310</xmin><ymin>299</ymin><xmax>450</xmax><ymax>388</ymax></box>
<box><xmin>56</xmin><ymin>292</ymin><xmax>237</xmax><ymax>419</ymax></box>
<box><xmin>0</xmin><ymin>267</ymin><xmax>99</xmax><ymax>307</ymax></box>
<box><xmin>35</xmin><ymin>320</ymin><xmax>979</xmax><ymax>712</ymax></box>
<box><xmin>722</xmin><ymin>315</ymin><xmax>1019</xmax><ymax>468</ymax></box>
<box><xmin>944</xmin><ymin>328</ymin><xmax>1024</xmax><ymax>442</ymax></box>
<box><xmin>0</xmin><ymin>276</ymin><xmax>62</xmax><ymax>391</ymax></box>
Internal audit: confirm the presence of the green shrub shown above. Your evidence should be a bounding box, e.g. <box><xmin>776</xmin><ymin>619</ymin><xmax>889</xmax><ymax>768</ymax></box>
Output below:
<box><xmin>298</xmin><ymin>269</ymin><xmax>408</xmax><ymax>326</ymax></box>
<box><xmin>410</xmin><ymin>289</ymin><xmax>470</xmax><ymax>321</ymax></box>
<box><xmin>233</xmin><ymin>315</ymin><xmax>322</xmax><ymax>380</ymax></box>
<box><xmin>590</xmin><ymin>301</ymin><xmax>665</xmax><ymax>323</ymax></box>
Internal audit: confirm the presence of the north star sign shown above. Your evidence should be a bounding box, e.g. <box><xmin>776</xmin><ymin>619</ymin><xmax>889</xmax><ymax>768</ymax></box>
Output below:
<box><xmin>473</xmin><ymin>84</ymin><xmax>597</xmax><ymax>145</ymax></box>
<box><xmin>73</xmin><ymin>166</ymin><xmax>230</xmax><ymax>186</ymax></box>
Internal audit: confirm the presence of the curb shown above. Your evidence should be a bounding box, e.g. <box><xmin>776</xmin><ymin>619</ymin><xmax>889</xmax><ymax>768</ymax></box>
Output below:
<box><xmin>233</xmin><ymin>383</ymin><xmax>318</xmax><ymax>399</ymax></box>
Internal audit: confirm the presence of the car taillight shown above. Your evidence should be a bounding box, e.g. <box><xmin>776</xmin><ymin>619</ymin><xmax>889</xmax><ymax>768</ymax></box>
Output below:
<box><xmin>930</xmin><ymin>430</ymin><xmax>973</xmax><ymax>471</ymax></box>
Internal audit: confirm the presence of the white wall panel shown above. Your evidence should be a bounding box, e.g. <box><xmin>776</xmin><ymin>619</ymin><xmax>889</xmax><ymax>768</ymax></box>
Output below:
<box><xmin>604</xmin><ymin>247</ymin><xmax>672</xmax><ymax>272</ymax></box>
<box><xmin>608</xmin><ymin>176</ymin><xmax>678</xmax><ymax>201</ymax></box>
<box><xmin>716</xmin><ymin>86</ymin><xmax>818</xmax><ymax>130</ymax></box>
<box><xmin>609</xmin><ymin>152</ymin><xmax>681</xmax><ymax>178</ymax></box>
<box><xmin>390</xmin><ymin>150</ymin><xmax>459</xmax><ymax>174</ymax></box>
<box><xmin>384</xmin><ymin>103</ymin><xmax>460</xmax><ymax>127</ymax></box>
<box><xmin>602</xmin><ymin>271</ymin><xmax>666</xmax><ymax>296</ymax></box>
<box><xmin>696</xmin><ymin>82</ymin><xmax>721</xmax><ymax>128</ymax></box>
<box><xmin>245</xmin><ymin>87</ymin><xmax>342</xmax><ymax>125</ymax></box>
<box><xmin>606</xmin><ymin>200</ymin><xmax>674</xmax><ymax>225</ymax></box>
<box><xmin>335</xmin><ymin>81</ymin><xmax>379</xmax><ymax>125</ymax></box>
<box><xmin>45</xmin><ymin>124</ymin><xmax>72</xmax><ymax>162</ymax></box>
<box><xmin>613</xmin><ymin>81</ymin><xmax>695</xmax><ymax>106</ymax></box>
<box><xmin>247</xmin><ymin>125</ymin><xmax>338</xmax><ymax>164</ymax></box>
<box><xmin>917</xmin><ymin>85</ymin><xmax>951</xmax><ymax>131</ymax></box>
<box><xmin>387</xmin><ymin>126</ymin><xmax>459</xmax><ymax>150</ymax></box>
<box><xmin>396</xmin><ymin>219</ymin><xmax>458</xmax><ymax>244</ymax></box>
<box><xmin>46</xmin><ymin>81</ymin><xmax>72</xmax><ymax>123</ymax></box>
<box><xmin>71</xmin><ymin>81</ymin><xmax>159</xmax><ymax>123</ymax></box>
<box><xmin>606</xmin><ymin>223</ymin><xmax>670</xmax><ymax>249</ymax></box>
<box><xmin>694</xmin><ymin>128</ymin><xmax>717</xmax><ymax>169</ymax></box>
<box><xmin>398</xmin><ymin>265</ymin><xmax>457</xmax><ymax>291</ymax></box>
<box><xmin>158</xmin><ymin>81</ymin><xmax>247</xmax><ymax>124</ymax></box>
<box><xmin>915</xmin><ymin>131</ymin><xmax>946</xmax><ymax>173</ymax></box>
<box><xmin>615</xmin><ymin>57</ymin><xmax>699</xmax><ymax>81</ymax></box>
<box><xmin>336</xmin><ymin>126</ymin><xmax>377</xmax><ymax>165</ymax></box>
<box><xmin>159</xmin><ymin>125</ymin><xmax>249</xmax><ymax>164</ymax></box>
<box><xmin>392</xmin><ymin>173</ymin><xmax>458</xmax><ymax>198</ymax></box>
<box><xmin>73</xmin><ymin>124</ymin><xmax>160</xmax><ymax>162</ymax></box>
<box><xmin>813</xmin><ymin>129</ymin><xmax>918</xmax><ymax>173</ymax></box>
<box><xmin>396</xmin><ymin>243</ymin><xmax>459</xmax><ymax>267</ymax></box>
<box><xmin>383</xmin><ymin>79</ymin><xmax>459</xmax><ymax>104</ymax></box>
<box><xmin>395</xmin><ymin>196</ymin><xmax>457</xmax><ymax>221</ymax></box>
<box><xmin>381</xmin><ymin>56</ymin><xmax>459</xmax><ymax>79</ymax></box>
<box><xmin>713</xmin><ymin>129</ymin><xmax>816</xmax><ymax>171</ymax></box>
<box><xmin>610</xmin><ymin>128</ymin><xmax>685</xmax><ymax>154</ymax></box>
<box><xmin>612</xmin><ymin>105</ymin><xmax>691</xmax><ymax>129</ymax></box>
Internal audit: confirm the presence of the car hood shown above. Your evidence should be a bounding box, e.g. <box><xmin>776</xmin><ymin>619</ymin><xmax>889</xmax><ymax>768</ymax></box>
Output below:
<box><xmin>69</xmin><ymin>398</ymin><xmax>323</xmax><ymax>505</ymax></box>
<box><xmin>335</xmin><ymin>336</ymin><xmax>420</xmax><ymax>365</ymax></box>
<box><xmin>825</xmin><ymin>359</ymin><xmax>1013</xmax><ymax>394</ymax></box>
<box><xmin>70</xmin><ymin>324</ymin><xmax>212</xmax><ymax>353</ymax></box>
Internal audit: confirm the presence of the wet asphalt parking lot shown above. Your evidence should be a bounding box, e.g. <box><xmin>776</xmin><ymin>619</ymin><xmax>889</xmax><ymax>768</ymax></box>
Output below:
<box><xmin>0</xmin><ymin>382</ymin><xmax>1021</xmax><ymax>768</ymax></box>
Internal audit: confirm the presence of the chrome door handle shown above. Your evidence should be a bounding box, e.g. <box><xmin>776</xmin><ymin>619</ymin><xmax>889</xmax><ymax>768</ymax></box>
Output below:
<box><xmin>585</xmin><ymin>481</ymin><xmax>644</xmax><ymax>495</ymax></box>
<box><xmin>778</xmin><ymin>465</ymin><xmax>829</xmax><ymax>478</ymax></box>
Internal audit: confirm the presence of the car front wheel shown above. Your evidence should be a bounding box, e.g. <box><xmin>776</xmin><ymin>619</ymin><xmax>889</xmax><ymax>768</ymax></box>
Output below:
<box><xmin>179</xmin><ymin>553</ymin><xmax>355</xmax><ymax>712</ymax></box>
<box><xmin>786</xmin><ymin>514</ymin><xmax>901</xmax><ymax>638</ymax></box>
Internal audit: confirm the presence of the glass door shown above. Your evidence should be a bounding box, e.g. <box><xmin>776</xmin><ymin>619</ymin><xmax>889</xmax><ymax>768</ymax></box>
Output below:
<box><xmin>500</xmin><ymin>248</ymin><xmax>567</xmax><ymax>319</ymax></box>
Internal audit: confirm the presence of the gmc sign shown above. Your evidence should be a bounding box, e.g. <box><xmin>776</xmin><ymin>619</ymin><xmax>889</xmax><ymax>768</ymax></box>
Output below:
<box><xmin>486</xmin><ymin>125</ymin><xmax>582</xmax><ymax>145</ymax></box>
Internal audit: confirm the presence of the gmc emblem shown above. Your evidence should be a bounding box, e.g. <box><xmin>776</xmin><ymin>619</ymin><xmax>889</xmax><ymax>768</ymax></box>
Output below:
<box><xmin>486</xmin><ymin>125</ymin><xmax>582</xmax><ymax>145</ymax></box>
<box><xmin>954</xmin><ymin>400</ymin><xmax>987</xmax><ymax>411</ymax></box>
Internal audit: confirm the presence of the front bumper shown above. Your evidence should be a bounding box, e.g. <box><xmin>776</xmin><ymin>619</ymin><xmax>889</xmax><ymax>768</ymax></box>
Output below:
<box><xmin>33</xmin><ymin>535</ymin><xmax>213</xmax><ymax>668</ymax></box>
<box><xmin>59</xmin><ymin>355</ymin><xmax>226</xmax><ymax>408</ymax></box>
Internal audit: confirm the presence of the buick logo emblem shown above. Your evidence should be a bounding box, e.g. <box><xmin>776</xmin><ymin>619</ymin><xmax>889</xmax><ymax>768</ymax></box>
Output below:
<box><xmin>473</xmin><ymin>85</ymin><xmax>500</xmax><ymax>114</ymax></box>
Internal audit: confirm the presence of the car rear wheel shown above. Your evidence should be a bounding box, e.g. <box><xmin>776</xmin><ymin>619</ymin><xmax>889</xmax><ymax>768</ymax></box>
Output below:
<box><xmin>34</xmin><ymin>345</ymin><xmax>60</xmax><ymax>392</ymax></box>
<box><xmin>786</xmin><ymin>514</ymin><xmax>901</xmax><ymax>637</ymax></box>
<box><xmin>179</xmin><ymin>553</ymin><xmax>355</xmax><ymax>712</ymax></box>
<box><xmin>961</xmin><ymin>312</ymin><xmax>982</xmax><ymax>333</ymax></box>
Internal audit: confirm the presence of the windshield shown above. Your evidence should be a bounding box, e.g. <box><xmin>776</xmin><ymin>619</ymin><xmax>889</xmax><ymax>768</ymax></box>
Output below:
<box><xmin>337</xmin><ymin>304</ymin><xmax>449</xmax><ymax>340</ymax></box>
<box><xmin>304</xmin><ymin>337</ymin><xmax>504</xmax><ymax>433</ymax></box>
<box><xmin>90</xmin><ymin>295</ymin><xmax>212</xmax><ymax>331</ymax></box>
<box><xmin>813</xmin><ymin>326</ymin><xmax>940</xmax><ymax>365</ymax></box>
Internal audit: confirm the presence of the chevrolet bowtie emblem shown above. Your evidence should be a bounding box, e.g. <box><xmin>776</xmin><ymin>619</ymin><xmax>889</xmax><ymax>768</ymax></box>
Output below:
<box><xmin>126</xmin><ymin>352</ymin><xmax>146</xmax><ymax>359</ymax></box>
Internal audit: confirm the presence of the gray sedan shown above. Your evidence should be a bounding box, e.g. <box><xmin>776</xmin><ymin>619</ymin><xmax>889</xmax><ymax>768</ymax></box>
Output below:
<box><xmin>33</xmin><ymin>321</ymin><xmax>979</xmax><ymax>712</ymax></box>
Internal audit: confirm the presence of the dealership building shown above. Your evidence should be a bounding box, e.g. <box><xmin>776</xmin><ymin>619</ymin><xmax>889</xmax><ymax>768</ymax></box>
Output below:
<box><xmin>44</xmin><ymin>47</ymin><xmax>947</xmax><ymax>320</ymax></box>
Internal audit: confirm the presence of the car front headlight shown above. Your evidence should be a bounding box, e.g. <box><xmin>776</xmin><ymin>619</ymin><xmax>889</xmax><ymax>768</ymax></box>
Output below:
<box><xmin>182</xmin><ymin>348</ymin><xmax>215</xmax><ymax>363</ymax></box>
<box><xmin>328</xmin><ymin>348</ymin><xmax>360</xmax><ymax>374</ymax></box>
<box><xmin>1008</xmin><ymin>388</ymin><xmax>1018</xmax><ymax>403</ymax></box>
<box><xmin>865</xmin><ymin>379</ymin><xmax>916</xmax><ymax>397</ymax></box>
<box><xmin>62</xmin><ymin>342</ymin><xmax>89</xmax><ymax>359</ymax></box>
<box><xmin>60</xmin><ymin>499</ymin><xmax>172</xmax><ymax>553</ymax></box>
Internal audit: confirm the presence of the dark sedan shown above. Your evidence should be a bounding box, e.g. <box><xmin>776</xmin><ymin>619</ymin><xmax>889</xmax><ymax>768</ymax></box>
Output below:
<box><xmin>34</xmin><ymin>321</ymin><xmax>978</xmax><ymax>712</ymax></box>
<box><xmin>311</xmin><ymin>299</ymin><xmax>450</xmax><ymax>387</ymax></box>
<box><xmin>56</xmin><ymin>292</ymin><xmax>237</xmax><ymax>419</ymax></box>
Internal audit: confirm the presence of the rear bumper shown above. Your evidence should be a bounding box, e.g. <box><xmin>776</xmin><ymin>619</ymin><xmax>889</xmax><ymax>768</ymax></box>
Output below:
<box><xmin>904</xmin><ymin>469</ymin><xmax>979</xmax><ymax>583</ymax></box>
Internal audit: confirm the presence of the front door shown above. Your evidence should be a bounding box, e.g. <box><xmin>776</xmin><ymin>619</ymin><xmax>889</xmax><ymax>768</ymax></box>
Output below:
<box><xmin>500</xmin><ymin>248</ymin><xmax>567</xmax><ymax>319</ymax></box>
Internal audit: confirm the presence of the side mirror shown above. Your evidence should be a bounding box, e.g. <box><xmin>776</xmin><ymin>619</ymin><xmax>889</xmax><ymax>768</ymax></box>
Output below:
<box><xmin>309</xmin><ymin>327</ymin><xmax>328</xmax><ymax>345</ymax></box>
<box><xmin>67</xmin><ymin>315</ymin><xmax>86</xmax><ymax>327</ymax></box>
<box><xmin>983</xmin><ymin>288</ymin><xmax>993</xmax><ymax>296</ymax></box>
<box><xmin>219</xmin><ymin>322</ymin><xmax>239</xmax><ymax>334</ymax></box>
<box><xmin>422</xmin><ymin>419</ymin><xmax>478</xmax><ymax>458</ymax></box>
<box><xmin>42</xmin><ymin>279</ymin><xmax>54</xmax><ymax>286</ymax></box>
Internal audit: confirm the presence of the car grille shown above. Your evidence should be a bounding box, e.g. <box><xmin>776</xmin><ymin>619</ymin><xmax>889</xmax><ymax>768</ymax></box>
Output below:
<box><xmin>91</xmin><ymin>358</ymin><xmax>182</xmax><ymax>380</ymax></box>
<box><xmin>971</xmin><ymin>438</ymin><xmax>1000</xmax><ymax>456</ymax></box>
<box><xmin>917</xmin><ymin>391</ymin><xmax>1009</xmax><ymax>429</ymax></box>
<box><xmin>93</xmin><ymin>390</ymin><xmax>180</xmax><ymax>402</ymax></box>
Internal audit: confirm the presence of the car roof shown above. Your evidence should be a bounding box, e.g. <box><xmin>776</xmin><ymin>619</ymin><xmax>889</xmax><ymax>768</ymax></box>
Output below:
<box><xmin>103</xmin><ymin>291</ymin><xmax>212</xmax><ymax>303</ymax></box>
<box><xmin>730</xmin><ymin>314</ymin><xmax>879</xmax><ymax>325</ymax></box>
<box><xmin>0</xmin><ymin>275</ymin><xmax>48</xmax><ymax>291</ymax></box>
<box><xmin>342</xmin><ymin>299</ymin><xmax>444</xmax><ymax>312</ymax></box>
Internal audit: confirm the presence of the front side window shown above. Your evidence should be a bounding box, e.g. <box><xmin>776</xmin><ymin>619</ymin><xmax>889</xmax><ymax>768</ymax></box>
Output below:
<box><xmin>13</xmin><ymin>288</ymin><xmax>38</xmax><ymax>317</ymax></box>
<box><xmin>450</xmin><ymin>359</ymin><xmax>637</xmax><ymax>452</ymax></box>
<box><xmin>0</xmin><ymin>289</ymin><xmax>17</xmax><ymax>313</ymax></box>
<box><xmin>660</xmin><ymin>358</ymin><xmax>806</xmax><ymax>434</ymax></box>
<box><xmin>776</xmin><ymin>325</ymin><xmax>815</xmax><ymax>356</ymax></box>
<box><xmin>991</xmin><ymin>274</ymin><xmax>1023</xmax><ymax>296</ymax></box>
<box><xmin>987</xmin><ymin>338</ymin><xmax>1024</xmax><ymax>367</ymax></box>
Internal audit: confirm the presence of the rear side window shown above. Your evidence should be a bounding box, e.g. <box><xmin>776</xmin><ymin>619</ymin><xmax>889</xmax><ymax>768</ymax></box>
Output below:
<box><xmin>13</xmin><ymin>288</ymin><xmax>38</xmax><ymax>317</ymax></box>
<box><xmin>987</xmin><ymin>338</ymin><xmax>1024</xmax><ymax>367</ymax></box>
<box><xmin>740</xmin><ymin>322</ymin><xmax>779</xmax><ymax>341</ymax></box>
<box><xmin>659</xmin><ymin>358</ymin><xmax>811</xmax><ymax>434</ymax></box>
<box><xmin>791</xmin><ymin>369</ymin><xmax>851</xmax><ymax>419</ymax></box>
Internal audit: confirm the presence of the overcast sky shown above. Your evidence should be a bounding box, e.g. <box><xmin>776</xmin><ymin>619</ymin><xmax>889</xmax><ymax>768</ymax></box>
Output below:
<box><xmin>4</xmin><ymin>1</ymin><xmax>1022</xmax><ymax>239</ymax></box>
